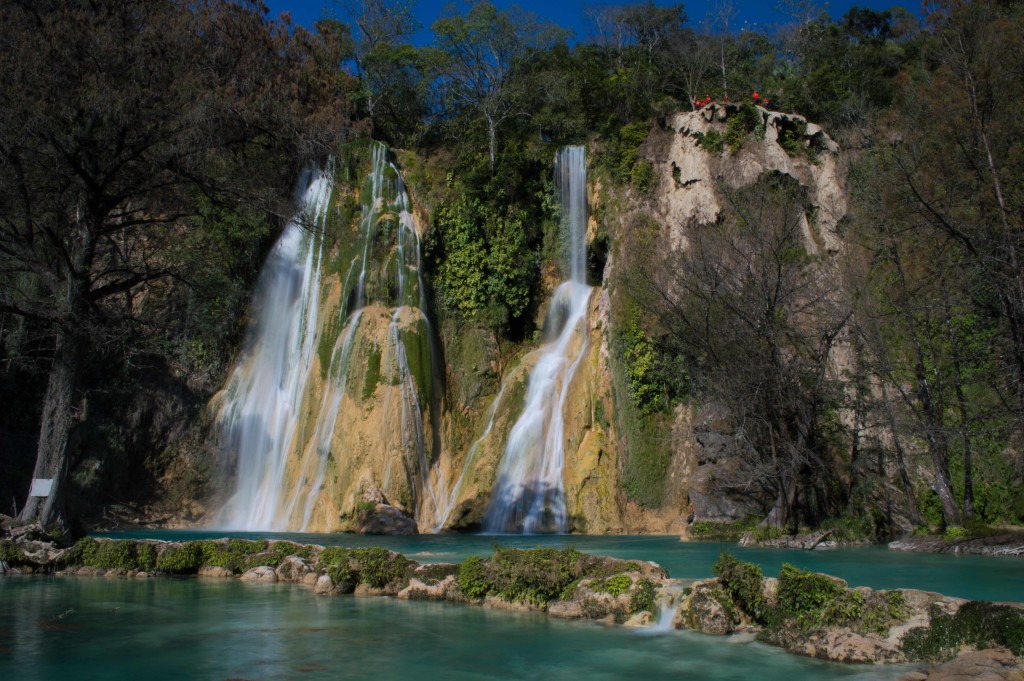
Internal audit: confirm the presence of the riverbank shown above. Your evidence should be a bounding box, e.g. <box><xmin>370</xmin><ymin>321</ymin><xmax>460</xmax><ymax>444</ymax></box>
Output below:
<box><xmin>2</xmin><ymin>529</ymin><xmax>1023</xmax><ymax>676</ymax></box>
<box><xmin>888</xmin><ymin>534</ymin><xmax>1024</xmax><ymax>557</ymax></box>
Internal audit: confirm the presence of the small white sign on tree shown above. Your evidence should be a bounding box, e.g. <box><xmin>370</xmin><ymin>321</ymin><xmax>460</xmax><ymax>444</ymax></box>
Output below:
<box><xmin>28</xmin><ymin>479</ymin><xmax>53</xmax><ymax>497</ymax></box>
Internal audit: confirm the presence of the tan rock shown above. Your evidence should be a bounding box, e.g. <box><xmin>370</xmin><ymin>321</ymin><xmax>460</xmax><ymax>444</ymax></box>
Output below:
<box><xmin>275</xmin><ymin>556</ymin><xmax>313</xmax><ymax>582</ymax></box>
<box><xmin>902</xmin><ymin>649</ymin><xmax>1024</xmax><ymax>681</ymax></box>
<box><xmin>198</xmin><ymin>566</ymin><xmax>233</xmax><ymax>578</ymax></box>
<box><xmin>397</xmin><ymin>575</ymin><xmax>454</xmax><ymax>601</ymax></box>
<box><xmin>240</xmin><ymin>566</ymin><xmax>277</xmax><ymax>583</ymax></box>
<box><xmin>314</xmin><ymin>574</ymin><xmax>337</xmax><ymax>595</ymax></box>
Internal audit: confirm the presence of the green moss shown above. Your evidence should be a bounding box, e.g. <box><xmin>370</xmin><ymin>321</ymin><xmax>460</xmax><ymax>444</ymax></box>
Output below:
<box><xmin>456</xmin><ymin>547</ymin><xmax>604</xmax><ymax>608</ymax></box>
<box><xmin>594</xmin><ymin>573</ymin><xmax>633</xmax><ymax>597</ymax></box>
<box><xmin>714</xmin><ymin>553</ymin><xmax>767</xmax><ymax>621</ymax></box>
<box><xmin>241</xmin><ymin>541</ymin><xmax>312</xmax><ymax>571</ymax></box>
<box><xmin>400</xmin><ymin>319</ymin><xmax>433</xmax><ymax>407</ymax></box>
<box><xmin>71</xmin><ymin>539</ymin><xmax>157</xmax><ymax>571</ymax></box>
<box><xmin>318</xmin><ymin>311</ymin><xmax>343</xmax><ymax>380</ymax></box>
<box><xmin>318</xmin><ymin>546</ymin><xmax>357</xmax><ymax>591</ymax></box>
<box><xmin>902</xmin><ymin>601</ymin><xmax>1024</xmax><ymax>662</ymax></box>
<box><xmin>861</xmin><ymin>591</ymin><xmax>908</xmax><ymax>636</ymax></box>
<box><xmin>457</xmin><ymin>555</ymin><xmax>490</xmax><ymax>599</ymax></box>
<box><xmin>363</xmin><ymin>342</ymin><xmax>382</xmax><ymax>400</ymax></box>
<box><xmin>349</xmin><ymin>547</ymin><xmax>411</xmax><ymax>589</ymax></box>
<box><xmin>156</xmin><ymin>541</ymin><xmax>204</xmax><ymax>574</ymax></box>
<box><xmin>775</xmin><ymin>563</ymin><xmax>863</xmax><ymax>630</ymax></box>
<box><xmin>0</xmin><ymin>539</ymin><xmax>29</xmax><ymax>566</ymax></box>
<box><xmin>696</xmin><ymin>130</ymin><xmax>724</xmax><ymax>154</ymax></box>
<box><xmin>689</xmin><ymin>519</ymin><xmax>757</xmax><ymax>541</ymax></box>
<box><xmin>630</xmin><ymin>578</ymin><xmax>657</xmax><ymax>614</ymax></box>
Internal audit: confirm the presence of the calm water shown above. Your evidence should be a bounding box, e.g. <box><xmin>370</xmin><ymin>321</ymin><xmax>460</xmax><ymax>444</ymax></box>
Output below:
<box><xmin>3</xmin><ymin>532</ymin><xmax>1016</xmax><ymax>680</ymax></box>
<box><xmin>99</xmin><ymin>530</ymin><xmax>1024</xmax><ymax>601</ymax></box>
<box><xmin>0</xmin><ymin>576</ymin><xmax>911</xmax><ymax>681</ymax></box>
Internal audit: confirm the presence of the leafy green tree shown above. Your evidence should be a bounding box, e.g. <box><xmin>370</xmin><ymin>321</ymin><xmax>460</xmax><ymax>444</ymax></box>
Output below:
<box><xmin>430</xmin><ymin>0</ymin><xmax>568</xmax><ymax>170</ymax></box>
<box><xmin>0</xmin><ymin>0</ymin><xmax>353</xmax><ymax>532</ymax></box>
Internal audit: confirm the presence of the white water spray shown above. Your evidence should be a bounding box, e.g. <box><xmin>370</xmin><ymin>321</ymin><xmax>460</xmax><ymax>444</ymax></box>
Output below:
<box><xmin>482</xmin><ymin>146</ymin><xmax>592</xmax><ymax>534</ymax></box>
<box><xmin>213</xmin><ymin>165</ymin><xmax>334</xmax><ymax>530</ymax></box>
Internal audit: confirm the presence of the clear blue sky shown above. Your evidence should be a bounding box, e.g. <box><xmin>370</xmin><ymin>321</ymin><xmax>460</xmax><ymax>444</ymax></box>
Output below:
<box><xmin>265</xmin><ymin>1</ymin><xmax>919</xmax><ymax>41</ymax></box>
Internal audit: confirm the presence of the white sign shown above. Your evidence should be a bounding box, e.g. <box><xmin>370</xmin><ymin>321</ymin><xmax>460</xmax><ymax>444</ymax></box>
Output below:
<box><xmin>29</xmin><ymin>478</ymin><xmax>53</xmax><ymax>497</ymax></box>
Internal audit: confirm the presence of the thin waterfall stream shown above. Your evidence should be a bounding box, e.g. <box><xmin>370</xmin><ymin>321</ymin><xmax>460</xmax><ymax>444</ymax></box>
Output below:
<box><xmin>482</xmin><ymin>146</ymin><xmax>592</xmax><ymax>534</ymax></box>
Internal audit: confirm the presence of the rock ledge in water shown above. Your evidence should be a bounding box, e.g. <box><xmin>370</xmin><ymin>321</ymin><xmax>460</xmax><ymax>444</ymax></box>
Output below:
<box><xmin>889</xmin><ymin>535</ymin><xmax>1024</xmax><ymax>557</ymax></box>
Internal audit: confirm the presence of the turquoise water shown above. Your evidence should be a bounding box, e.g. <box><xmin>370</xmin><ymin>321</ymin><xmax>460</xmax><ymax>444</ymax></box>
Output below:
<box><xmin>99</xmin><ymin>530</ymin><xmax>1024</xmax><ymax>601</ymax></box>
<box><xmin>4</xmin><ymin>532</ymin><xmax>1010</xmax><ymax>680</ymax></box>
<box><xmin>0</xmin><ymin>576</ymin><xmax>911</xmax><ymax>681</ymax></box>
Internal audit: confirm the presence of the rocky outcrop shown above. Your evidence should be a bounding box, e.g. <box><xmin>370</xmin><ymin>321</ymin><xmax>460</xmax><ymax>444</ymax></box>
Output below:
<box><xmin>900</xmin><ymin>649</ymin><xmax>1024</xmax><ymax>681</ymax></box>
<box><xmin>655</xmin><ymin>103</ymin><xmax>846</xmax><ymax>255</ymax></box>
<box><xmin>889</xmin><ymin>535</ymin><xmax>1024</xmax><ymax>557</ymax></box>
<box><xmin>240</xmin><ymin>566</ymin><xmax>277</xmax><ymax>583</ymax></box>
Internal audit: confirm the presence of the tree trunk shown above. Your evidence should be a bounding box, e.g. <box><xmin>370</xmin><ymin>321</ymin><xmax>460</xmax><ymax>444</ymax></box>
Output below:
<box><xmin>878</xmin><ymin>381</ymin><xmax>923</xmax><ymax>525</ymax></box>
<box><xmin>17</xmin><ymin>327</ymin><xmax>82</xmax><ymax>533</ymax></box>
<box><xmin>487</xmin><ymin>114</ymin><xmax>497</xmax><ymax>172</ymax></box>
<box><xmin>944</xmin><ymin>298</ymin><xmax>974</xmax><ymax>520</ymax></box>
<box><xmin>893</xmin><ymin>247</ymin><xmax>963</xmax><ymax>527</ymax></box>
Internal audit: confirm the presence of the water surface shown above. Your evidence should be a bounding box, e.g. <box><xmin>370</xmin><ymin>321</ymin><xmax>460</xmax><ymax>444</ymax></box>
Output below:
<box><xmin>0</xmin><ymin>576</ymin><xmax>912</xmax><ymax>681</ymax></box>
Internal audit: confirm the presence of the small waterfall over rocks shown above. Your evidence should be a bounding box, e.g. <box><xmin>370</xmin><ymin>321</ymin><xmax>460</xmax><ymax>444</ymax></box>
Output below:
<box><xmin>213</xmin><ymin>144</ymin><xmax>440</xmax><ymax>531</ymax></box>
<box><xmin>482</xmin><ymin>146</ymin><xmax>592</xmax><ymax>534</ymax></box>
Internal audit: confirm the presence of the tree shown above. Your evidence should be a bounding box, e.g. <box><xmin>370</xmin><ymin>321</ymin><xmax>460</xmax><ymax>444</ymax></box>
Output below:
<box><xmin>637</xmin><ymin>174</ymin><xmax>851</xmax><ymax>528</ymax></box>
<box><xmin>0</xmin><ymin>0</ymin><xmax>353</xmax><ymax>532</ymax></box>
<box><xmin>430</xmin><ymin>0</ymin><xmax>567</xmax><ymax>170</ymax></box>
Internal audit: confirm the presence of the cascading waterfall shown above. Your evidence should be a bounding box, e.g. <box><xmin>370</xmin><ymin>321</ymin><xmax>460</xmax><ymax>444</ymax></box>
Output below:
<box><xmin>482</xmin><ymin>145</ymin><xmax>592</xmax><ymax>534</ymax></box>
<box><xmin>213</xmin><ymin>143</ymin><xmax>439</xmax><ymax>531</ymax></box>
<box><xmin>212</xmin><ymin>164</ymin><xmax>334</xmax><ymax>530</ymax></box>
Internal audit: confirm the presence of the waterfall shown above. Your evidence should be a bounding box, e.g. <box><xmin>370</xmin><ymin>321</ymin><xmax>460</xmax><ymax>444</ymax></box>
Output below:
<box><xmin>482</xmin><ymin>145</ymin><xmax>592</xmax><ymax>534</ymax></box>
<box><xmin>212</xmin><ymin>164</ymin><xmax>334</xmax><ymax>530</ymax></box>
<box><xmin>213</xmin><ymin>143</ymin><xmax>439</xmax><ymax>531</ymax></box>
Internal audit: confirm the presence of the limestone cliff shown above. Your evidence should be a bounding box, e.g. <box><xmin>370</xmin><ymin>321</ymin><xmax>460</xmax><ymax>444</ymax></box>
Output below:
<box><xmin>204</xmin><ymin>112</ymin><xmax>856</xmax><ymax>535</ymax></box>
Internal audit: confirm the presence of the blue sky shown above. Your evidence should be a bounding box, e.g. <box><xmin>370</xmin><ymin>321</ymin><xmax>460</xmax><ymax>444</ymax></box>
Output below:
<box><xmin>266</xmin><ymin>1</ymin><xmax>919</xmax><ymax>41</ymax></box>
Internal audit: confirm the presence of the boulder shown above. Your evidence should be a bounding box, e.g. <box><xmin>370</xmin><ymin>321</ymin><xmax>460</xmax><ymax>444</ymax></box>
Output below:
<box><xmin>240</xmin><ymin>566</ymin><xmax>277</xmax><ymax>583</ymax></box>
<box><xmin>275</xmin><ymin>556</ymin><xmax>313</xmax><ymax>583</ymax></box>
<box><xmin>900</xmin><ymin>649</ymin><xmax>1024</xmax><ymax>681</ymax></box>
<box><xmin>397</xmin><ymin>576</ymin><xmax>454</xmax><ymax>601</ymax></box>
<box><xmin>314</xmin><ymin>574</ymin><xmax>337</xmax><ymax>595</ymax></box>
<box><xmin>682</xmin><ymin>580</ymin><xmax>737</xmax><ymax>635</ymax></box>
<box><xmin>352</xmin><ymin>503</ymin><xmax>418</xmax><ymax>535</ymax></box>
<box><xmin>198</xmin><ymin>566</ymin><xmax>233</xmax><ymax>578</ymax></box>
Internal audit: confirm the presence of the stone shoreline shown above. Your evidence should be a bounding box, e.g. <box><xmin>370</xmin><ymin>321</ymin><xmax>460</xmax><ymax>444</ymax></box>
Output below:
<box><xmin>888</xmin><ymin>534</ymin><xmax>1024</xmax><ymax>557</ymax></box>
<box><xmin>2</xmin><ymin>530</ymin><xmax>1023</xmax><ymax>679</ymax></box>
